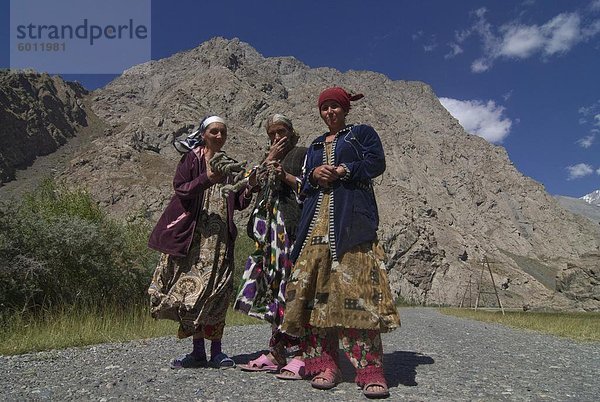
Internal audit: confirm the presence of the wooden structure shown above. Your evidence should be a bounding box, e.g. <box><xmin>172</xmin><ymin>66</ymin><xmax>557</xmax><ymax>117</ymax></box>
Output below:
<box><xmin>460</xmin><ymin>256</ymin><xmax>505</xmax><ymax>315</ymax></box>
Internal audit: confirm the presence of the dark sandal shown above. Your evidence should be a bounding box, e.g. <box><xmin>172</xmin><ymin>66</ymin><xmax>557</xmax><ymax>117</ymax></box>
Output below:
<box><xmin>209</xmin><ymin>352</ymin><xmax>236</xmax><ymax>369</ymax></box>
<box><xmin>363</xmin><ymin>381</ymin><xmax>390</xmax><ymax>399</ymax></box>
<box><xmin>310</xmin><ymin>368</ymin><xmax>341</xmax><ymax>390</ymax></box>
<box><xmin>170</xmin><ymin>354</ymin><xmax>207</xmax><ymax>369</ymax></box>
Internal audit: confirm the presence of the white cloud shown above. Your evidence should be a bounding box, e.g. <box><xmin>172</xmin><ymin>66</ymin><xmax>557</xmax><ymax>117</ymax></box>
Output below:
<box><xmin>464</xmin><ymin>8</ymin><xmax>600</xmax><ymax>72</ymax></box>
<box><xmin>439</xmin><ymin>97</ymin><xmax>512</xmax><ymax>143</ymax></box>
<box><xmin>591</xmin><ymin>0</ymin><xmax>600</xmax><ymax>11</ymax></box>
<box><xmin>576</xmin><ymin>134</ymin><xmax>596</xmax><ymax>148</ymax></box>
<box><xmin>566</xmin><ymin>163</ymin><xmax>594</xmax><ymax>179</ymax></box>
<box><xmin>579</xmin><ymin>102</ymin><xmax>599</xmax><ymax>116</ymax></box>
<box><xmin>578</xmin><ymin>101</ymin><xmax>600</xmax><ymax>128</ymax></box>
<box><xmin>445</xmin><ymin>43</ymin><xmax>464</xmax><ymax>59</ymax></box>
<box><xmin>597</xmin><ymin>167</ymin><xmax>600</xmax><ymax>175</ymax></box>
<box><xmin>414</xmin><ymin>32</ymin><xmax>438</xmax><ymax>53</ymax></box>
<box><xmin>499</xmin><ymin>24</ymin><xmax>544</xmax><ymax>57</ymax></box>
<box><xmin>583</xmin><ymin>19</ymin><xmax>600</xmax><ymax>37</ymax></box>
<box><xmin>469</xmin><ymin>9</ymin><xmax>501</xmax><ymax>72</ymax></box>
<box><xmin>424</xmin><ymin>43</ymin><xmax>437</xmax><ymax>52</ymax></box>
<box><xmin>577</xmin><ymin>102</ymin><xmax>600</xmax><ymax>148</ymax></box>
<box><xmin>496</xmin><ymin>12</ymin><xmax>581</xmax><ymax>58</ymax></box>
<box><xmin>473</xmin><ymin>7</ymin><xmax>487</xmax><ymax>19</ymax></box>
<box><xmin>455</xmin><ymin>29</ymin><xmax>472</xmax><ymax>43</ymax></box>
<box><xmin>542</xmin><ymin>13</ymin><xmax>581</xmax><ymax>55</ymax></box>
<box><xmin>447</xmin><ymin>28</ymin><xmax>473</xmax><ymax>59</ymax></box>
<box><xmin>412</xmin><ymin>30</ymin><xmax>424</xmax><ymax>41</ymax></box>
<box><xmin>502</xmin><ymin>90</ymin><xmax>513</xmax><ymax>101</ymax></box>
<box><xmin>471</xmin><ymin>58</ymin><xmax>491</xmax><ymax>72</ymax></box>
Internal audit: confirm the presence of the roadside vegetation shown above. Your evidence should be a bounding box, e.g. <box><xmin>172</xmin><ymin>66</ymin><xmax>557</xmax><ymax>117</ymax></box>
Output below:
<box><xmin>440</xmin><ymin>308</ymin><xmax>600</xmax><ymax>342</ymax></box>
<box><xmin>0</xmin><ymin>179</ymin><xmax>259</xmax><ymax>355</ymax></box>
<box><xmin>4</xmin><ymin>179</ymin><xmax>596</xmax><ymax>354</ymax></box>
<box><xmin>0</xmin><ymin>305</ymin><xmax>259</xmax><ymax>355</ymax></box>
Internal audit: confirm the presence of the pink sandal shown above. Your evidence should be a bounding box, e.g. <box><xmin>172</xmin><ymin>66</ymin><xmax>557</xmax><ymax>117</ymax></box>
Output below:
<box><xmin>239</xmin><ymin>354</ymin><xmax>281</xmax><ymax>372</ymax></box>
<box><xmin>275</xmin><ymin>358</ymin><xmax>305</xmax><ymax>380</ymax></box>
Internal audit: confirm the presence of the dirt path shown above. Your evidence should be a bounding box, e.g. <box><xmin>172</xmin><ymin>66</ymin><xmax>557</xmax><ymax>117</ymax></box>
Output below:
<box><xmin>0</xmin><ymin>308</ymin><xmax>598</xmax><ymax>401</ymax></box>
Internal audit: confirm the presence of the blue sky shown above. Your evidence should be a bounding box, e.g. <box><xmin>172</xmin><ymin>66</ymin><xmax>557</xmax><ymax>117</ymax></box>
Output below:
<box><xmin>2</xmin><ymin>0</ymin><xmax>599</xmax><ymax>197</ymax></box>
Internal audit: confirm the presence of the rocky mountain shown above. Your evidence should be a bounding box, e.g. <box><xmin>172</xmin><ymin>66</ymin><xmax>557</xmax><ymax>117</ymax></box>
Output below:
<box><xmin>555</xmin><ymin>195</ymin><xmax>600</xmax><ymax>226</ymax></box>
<box><xmin>581</xmin><ymin>189</ymin><xmax>600</xmax><ymax>206</ymax></box>
<box><xmin>0</xmin><ymin>71</ymin><xmax>88</xmax><ymax>185</ymax></box>
<box><xmin>4</xmin><ymin>38</ymin><xmax>599</xmax><ymax>311</ymax></box>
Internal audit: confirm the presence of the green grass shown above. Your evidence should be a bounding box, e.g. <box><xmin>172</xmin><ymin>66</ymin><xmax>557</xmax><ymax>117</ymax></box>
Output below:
<box><xmin>0</xmin><ymin>304</ymin><xmax>263</xmax><ymax>356</ymax></box>
<box><xmin>440</xmin><ymin>308</ymin><xmax>600</xmax><ymax>342</ymax></box>
<box><xmin>234</xmin><ymin>233</ymin><xmax>256</xmax><ymax>293</ymax></box>
<box><xmin>0</xmin><ymin>178</ymin><xmax>269</xmax><ymax>356</ymax></box>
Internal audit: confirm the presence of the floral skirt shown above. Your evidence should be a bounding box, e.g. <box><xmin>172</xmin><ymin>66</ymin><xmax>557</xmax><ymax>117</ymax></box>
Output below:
<box><xmin>148</xmin><ymin>208</ymin><xmax>232</xmax><ymax>339</ymax></box>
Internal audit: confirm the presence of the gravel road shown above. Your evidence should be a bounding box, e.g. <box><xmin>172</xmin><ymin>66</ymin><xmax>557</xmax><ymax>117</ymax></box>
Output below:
<box><xmin>1</xmin><ymin>308</ymin><xmax>598</xmax><ymax>401</ymax></box>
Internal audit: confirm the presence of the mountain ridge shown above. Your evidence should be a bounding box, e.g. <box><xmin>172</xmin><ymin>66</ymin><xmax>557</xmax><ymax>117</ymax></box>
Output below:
<box><xmin>2</xmin><ymin>37</ymin><xmax>599</xmax><ymax>310</ymax></box>
<box><xmin>0</xmin><ymin>70</ymin><xmax>88</xmax><ymax>184</ymax></box>
<box><xmin>581</xmin><ymin>189</ymin><xmax>600</xmax><ymax>206</ymax></box>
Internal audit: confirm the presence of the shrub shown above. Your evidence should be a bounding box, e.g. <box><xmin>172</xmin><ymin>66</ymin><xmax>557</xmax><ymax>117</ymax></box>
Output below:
<box><xmin>0</xmin><ymin>178</ymin><xmax>158</xmax><ymax>314</ymax></box>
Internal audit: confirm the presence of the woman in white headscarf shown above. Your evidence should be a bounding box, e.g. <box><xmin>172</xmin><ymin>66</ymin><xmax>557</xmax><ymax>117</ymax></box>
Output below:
<box><xmin>148</xmin><ymin>115</ymin><xmax>252</xmax><ymax>369</ymax></box>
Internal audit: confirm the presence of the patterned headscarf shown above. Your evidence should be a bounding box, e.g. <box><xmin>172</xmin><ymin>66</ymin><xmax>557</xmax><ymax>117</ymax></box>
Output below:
<box><xmin>266</xmin><ymin>113</ymin><xmax>299</xmax><ymax>147</ymax></box>
<box><xmin>173</xmin><ymin>115</ymin><xmax>226</xmax><ymax>154</ymax></box>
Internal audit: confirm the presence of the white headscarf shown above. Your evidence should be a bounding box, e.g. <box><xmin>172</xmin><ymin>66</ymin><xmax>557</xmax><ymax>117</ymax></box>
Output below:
<box><xmin>200</xmin><ymin>115</ymin><xmax>226</xmax><ymax>132</ymax></box>
<box><xmin>173</xmin><ymin>115</ymin><xmax>227</xmax><ymax>154</ymax></box>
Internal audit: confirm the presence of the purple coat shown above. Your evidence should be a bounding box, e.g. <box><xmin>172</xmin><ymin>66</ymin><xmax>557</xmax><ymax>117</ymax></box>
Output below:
<box><xmin>148</xmin><ymin>147</ymin><xmax>251</xmax><ymax>257</ymax></box>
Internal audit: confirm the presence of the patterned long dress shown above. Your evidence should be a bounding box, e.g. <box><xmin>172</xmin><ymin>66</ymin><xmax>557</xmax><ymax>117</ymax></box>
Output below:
<box><xmin>233</xmin><ymin>147</ymin><xmax>306</xmax><ymax>351</ymax></box>
<box><xmin>148</xmin><ymin>183</ymin><xmax>233</xmax><ymax>339</ymax></box>
<box><xmin>234</xmin><ymin>192</ymin><xmax>293</xmax><ymax>325</ymax></box>
<box><xmin>281</xmin><ymin>142</ymin><xmax>400</xmax><ymax>337</ymax></box>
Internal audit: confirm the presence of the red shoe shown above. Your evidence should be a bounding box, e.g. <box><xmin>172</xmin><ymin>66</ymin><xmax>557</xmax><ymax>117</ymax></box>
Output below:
<box><xmin>363</xmin><ymin>381</ymin><xmax>390</xmax><ymax>399</ymax></box>
<box><xmin>310</xmin><ymin>368</ymin><xmax>342</xmax><ymax>390</ymax></box>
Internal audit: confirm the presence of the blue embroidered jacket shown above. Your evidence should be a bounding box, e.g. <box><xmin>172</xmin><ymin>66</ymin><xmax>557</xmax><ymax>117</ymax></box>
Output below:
<box><xmin>291</xmin><ymin>124</ymin><xmax>385</xmax><ymax>262</ymax></box>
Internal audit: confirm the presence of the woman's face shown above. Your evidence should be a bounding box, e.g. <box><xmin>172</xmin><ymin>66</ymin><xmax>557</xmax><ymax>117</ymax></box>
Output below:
<box><xmin>203</xmin><ymin>122</ymin><xmax>227</xmax><ymax>151</ymax></box>
<box><xmin>319</xmin><ymin>100</ymin><xmax>346</xmax><ymax>131</ymax></box>
<box><xmin>267</xmin><ymin>123</ymin><xmax>293</xmax><ymax>145</ymax></box>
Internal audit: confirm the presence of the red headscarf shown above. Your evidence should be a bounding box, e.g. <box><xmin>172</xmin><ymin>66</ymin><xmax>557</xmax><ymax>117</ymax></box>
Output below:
<box><xmin>318</xmin><ymin>87</ymin><xmax>364</xmax><ymax>113</ymax></box>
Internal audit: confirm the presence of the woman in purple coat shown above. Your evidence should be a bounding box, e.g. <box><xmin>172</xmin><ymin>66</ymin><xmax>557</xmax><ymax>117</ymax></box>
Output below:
<box><xmin>148</xmin><ymin>115</ymin><xmax>252</xmax><ymax>369</ymax></box>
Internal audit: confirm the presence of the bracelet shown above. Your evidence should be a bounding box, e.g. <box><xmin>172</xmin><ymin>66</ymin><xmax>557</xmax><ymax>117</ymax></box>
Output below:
<box><xmin>339</xmin><ymin>163</ymin><xmax>351</xmax><ymax>181</ymax></box>
<box><xmin>307</xmin><ymin>167</ymin><xmax>319</xmax><ymax>189</ymax></box>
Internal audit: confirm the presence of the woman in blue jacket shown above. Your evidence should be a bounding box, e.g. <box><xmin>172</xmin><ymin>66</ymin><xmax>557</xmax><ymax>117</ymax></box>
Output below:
<box><xmin>281</xmin><ymin>87</ymin><xmax>400</xmax><ymax>398</ymax></box>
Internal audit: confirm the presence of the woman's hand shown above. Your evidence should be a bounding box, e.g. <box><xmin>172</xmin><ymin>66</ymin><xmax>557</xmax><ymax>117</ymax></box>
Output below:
<box><xmin>266</xmin><ymin>137</ymin><xmax>289</xmax><ymax>162</ymax></box>
<box><xmin>246</xmin><ymin>169</ymin><xmax>258</xmax><ymax>188</ymax></box>
<box><xmin>207</xmin><ymin>163</ymin><xmax>225</xmax><ymax>183</ymax></box>
<box><xmin>312</xmin><ymin>164</ymin><xmax>340</xmax><ymax>188</ymax></box>
<box><xmin>266</xmin><ymin>160</ymin><xmax>286</xmax><ymax>181</ymax></box>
